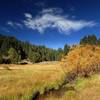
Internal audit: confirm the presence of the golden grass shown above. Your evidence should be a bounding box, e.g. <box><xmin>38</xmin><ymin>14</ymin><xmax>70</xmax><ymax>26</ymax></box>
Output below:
<box><xmin>41</xmin><ymin>74</ymin><xmax>100</xmax><ymax>100</ymax></box>
<box><xmin>61</xmin><ymin>45</ymin><xmax>100</xmax><ymax>80</ymax></box>
<box><xmin>0</xmin><ymin>45</ymin><xmax>100</xmax><ymax>100</ymax></box>
<box><xmin>0</xmin><ymin>62</ymin><xmax>65</xmax><ymax>100</ymax></box>
<box><xmin>34</xmin><ymin>45</ymin><xmax>100</xmax><ymax>100</ymax></box>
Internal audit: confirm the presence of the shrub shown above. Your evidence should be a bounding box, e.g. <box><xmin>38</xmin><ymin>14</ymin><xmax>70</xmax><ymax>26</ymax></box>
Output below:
<box><xmin>61</xmin><ymin>45</ymin><xmax>100</xmax><ymax>82</ymax></box>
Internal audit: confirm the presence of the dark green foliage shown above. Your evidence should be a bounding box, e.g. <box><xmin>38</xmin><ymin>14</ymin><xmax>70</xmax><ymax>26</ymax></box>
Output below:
<box><xmin>80</xmin><ymin>34</ymin><xmax>100</xmax><ymax>45</ymax></box>
<box><xmin>8</xmin><ymin>48</ymin><xmax>21</xmax><ymax>64</ymax></box>
<box><xmin>0</xmin><ymin>51</ymin><xmax>3</xmax><ymax>64</ymax></box>
<box><xmin>0</xmin><ymin>34</ymin><xmax>68</xmax><ymax>64</ymax></box>
<box><xmin>57</xmin><ymin>48</ymin><xmax>63</xmax><ymax>61</ymax></box>
<box><xmin>64</xmin><ymin>44</ymin><xmax>70</xmax><ymax>55</ymax></box>
<box><xmin>28</xmin><ymin>50</ymin><xmax>41</xmax><ymax>63</ymax></box>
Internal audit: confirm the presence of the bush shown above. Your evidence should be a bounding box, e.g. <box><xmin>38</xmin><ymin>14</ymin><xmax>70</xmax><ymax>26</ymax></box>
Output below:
<box><xmin>61</xmin><ymin>45</ymin><xmax>100</xmax><ymax>82</ymax></box>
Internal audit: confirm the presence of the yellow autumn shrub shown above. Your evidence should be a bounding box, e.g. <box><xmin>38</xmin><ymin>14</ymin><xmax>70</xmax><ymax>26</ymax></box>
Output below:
<box><xmin>61</xmin><ymin>45</ymin><xmax>100</xmax><ymax>81</ymax></box>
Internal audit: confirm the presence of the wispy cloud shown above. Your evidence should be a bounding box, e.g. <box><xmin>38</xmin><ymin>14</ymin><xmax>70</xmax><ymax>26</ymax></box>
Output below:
<box><xmin>7</xmin><ymin>21</ymin><xmax>23</xmax><ymax>29</ymax></box>
<box><xmin>7</xmin><ymin>21</ymin><xmax>14</xmax><ymax>27</ymax></box>
<box><xmin>40</xmin><ymin>8</ymin><xmax>63</xmax><ymax>14</ymax></box>
<box><xmin>23</xmin><ymin>8</ymin><xmax>96</xmax><ymax>34</ymax></box>
<box><xmin>24</xmin><ymin>13</ymin><xmax>32</xmax><ymax>19</ymax></box>
<box><xmin>6</xmin><ymin>8</ymin><xmax>96</xmax><ymax>35</ymax></box>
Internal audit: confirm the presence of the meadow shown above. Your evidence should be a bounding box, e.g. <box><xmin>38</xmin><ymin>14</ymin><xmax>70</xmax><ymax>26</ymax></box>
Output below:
<box><xmin>0</xmin><ymin>45</ymin><xmax>100</xmax><ymax>100</ymax></box>
<box><xmin>38</xmin><ymin>74</ymin><xmax>100</xmax><ymax>100</ymax></box>
<box><xmin>0</xmin><ymin>62</ymin><xmax>66</xmax><ymax>100</ymax></box>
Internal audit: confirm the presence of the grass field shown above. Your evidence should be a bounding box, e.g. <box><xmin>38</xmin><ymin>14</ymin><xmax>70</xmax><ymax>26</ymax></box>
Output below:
<box><xmin>0</xmin><ymin>63</ymin><xmax>100</xmax><ymax>100</ymax></box>
<box><xmin>39</xmin><ymin>74</ymin><xmax>100</xmax><ymax>100</ymax></box>
<box><xmin>0</xmin><ymin>62</ymin><xmax>66</xmax><ymax>100</ymax></box>
<box><xmin>0</xmin><ymin>45</ymin><xmax>100</xmax><ymax>100</ymax></box>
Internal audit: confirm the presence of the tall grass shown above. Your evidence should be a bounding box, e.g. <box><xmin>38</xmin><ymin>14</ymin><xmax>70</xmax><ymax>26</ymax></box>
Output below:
<box><xmin>0</xmin><ymin>63</ymin><xmax>66</xmax><ymax>100</ymax></box>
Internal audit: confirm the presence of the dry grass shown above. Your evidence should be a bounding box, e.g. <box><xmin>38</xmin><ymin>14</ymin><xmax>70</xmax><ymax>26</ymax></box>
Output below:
<box><xmin>0</xmin><ymin>62</ymin><xmax>65</xmax><ymax>100</ymax></box>
<box><xmin>34</xmin><ymin>45</ymin><xmax>100</xmax><ymax>100</ymax></box>
<box><xmin>61</xmin><ymin>45</ymin><xmax>100</xmax><ymax>81</ymax></box>
<box><xmin>0</xmin><ymin>45</ymin><xmax>100</xmax><ymax>100</ymax></box>
<box><xmin>42</xmin><ymin>74</ymin><xmax>100</xmax><ymax>100</ymax></box>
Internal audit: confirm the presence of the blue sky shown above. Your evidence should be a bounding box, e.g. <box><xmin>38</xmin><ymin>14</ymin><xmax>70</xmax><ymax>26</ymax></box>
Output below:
<box><xmin>0</xmin><ymin>0</ymin><xmax>100</xmax><ymax>49</ymax></box>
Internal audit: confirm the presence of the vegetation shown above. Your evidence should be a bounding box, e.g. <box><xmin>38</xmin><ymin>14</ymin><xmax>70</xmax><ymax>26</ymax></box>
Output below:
<box><xmin>0</xmin><ymin>62</ymin><xmax>65</xmax><ymax>100</ymax></box>
<box><xmin>0</xmin><ymin>34</ymin><xmax>70</xmax><ymax>64</ymax></box>
<box><xmin>0</xmin><ymin>34</ymin><xmax>100</xmax><ymax>100</ymax></box>
<box><xmin>37</xmin><ymin>45</ymin><xmax>100</xmax><ymax>99</ymax></box>
<box><xmin>41</xmin><ymin>74</ymin><xmax>100</xmax><ymax>100</ymax></box>
<box><xmin>80</xmin><ymin>34</ymin><xmax>100</xmax><ymax>45</ymax></box>
<box><xmin>8</xmin><ymin>48</ymin><xmax>21</xmax><ymax>63</ymax></box>
<box><xmin>0</xmin><ymin>51</ymin><xmax>3</xmax><ymax>63</ymax></box>
<box><xmin>62</xmin><ymin>45</ymin><xmax>100</xmax><ymax>81</ymax></box>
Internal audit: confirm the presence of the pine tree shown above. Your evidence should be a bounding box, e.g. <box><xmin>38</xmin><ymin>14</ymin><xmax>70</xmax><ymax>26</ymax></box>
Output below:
<box><xmin>8</xmin><ymin>48</ymin><xmax>21</xmax><ymax>63</ymax></box>
<box><xmin>64</xmin><ymin>44</ymin><xmax>70</xmax><ymax>55</ymax></box>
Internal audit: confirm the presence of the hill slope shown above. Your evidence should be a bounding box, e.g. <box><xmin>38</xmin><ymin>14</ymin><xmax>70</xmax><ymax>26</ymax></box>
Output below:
<box><xmin>38</xmin><ymin>45</ymin><xmax>100</xmax><ymax>100</ymax></box>
<box><xmin>61</xmin><ymin>45</ymin><xmax>100</xmax><ymax>81</ymax></box>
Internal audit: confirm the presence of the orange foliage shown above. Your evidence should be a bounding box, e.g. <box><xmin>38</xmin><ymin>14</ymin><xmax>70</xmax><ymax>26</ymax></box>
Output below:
<box><xmin>61</xmin><ymin>45</ymin><xmax>100</xmax><ymax>81</ymax></box>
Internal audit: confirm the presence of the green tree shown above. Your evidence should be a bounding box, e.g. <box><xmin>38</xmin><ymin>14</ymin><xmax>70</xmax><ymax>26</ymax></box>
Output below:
<box><xmin>64</xmin><ymin>44</ymin><xmax>70</xmax><ymax>55</ymax></box>
<box><xmin>8</xmin><ymin>48</ymin><xmax>21</xmax><ymax>63</ymax></box>
<box><xmin>80</xmin><ymin>35</ymin><xmax>97</xmax><ymax>45</ymax></box>
<box><xmin>57</xmin><ymin>48</ymin><xmax>63</xmax><ymax>61</ymax></box>
<box><xmin>1</xmin><ymin>40</ymin><xmax>9</xmax><ymax>55</ymax></box>
<box><xmin>28</xmin><ymin>50</ymin><xmax>41</xmax><ymax>63</ymax></box>
<box><xmin>0</xmin><ymin>34</ymin><xmax>68</xmax><ymax>63</ymax></box>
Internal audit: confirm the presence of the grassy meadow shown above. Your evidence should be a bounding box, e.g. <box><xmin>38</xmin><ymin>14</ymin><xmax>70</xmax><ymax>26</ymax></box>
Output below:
<box><xmin>0</xmin><ymin>62</ymin><xmax>66</xmax><ymax>100</ymax></box>
<box><xmin>39</xmin><ymin>74</ymin><xmax>100</xmax><ymax>100</ymax></box>
<box><xmin>0</xmin><ymin>45</ymin><xmax>100</xmax><ymax>100</ymax></box>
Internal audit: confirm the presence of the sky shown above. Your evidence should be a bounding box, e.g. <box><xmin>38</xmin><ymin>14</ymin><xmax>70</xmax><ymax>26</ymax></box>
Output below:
<box><xmin>0</xmin><ymin>0</ymin><xmax>100</xmax><ymax>49</ymax></box>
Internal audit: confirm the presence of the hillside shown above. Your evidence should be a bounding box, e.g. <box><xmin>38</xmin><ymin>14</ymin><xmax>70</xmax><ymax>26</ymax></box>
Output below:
<box><xmin>37</xmin><ymin>45</ymin><xmax>100</xmax><ymax>100</ymax></box>
<box><xmin>61</xmin><ymin>45</ymin><xmax>100</xmax><ymax>81</ymax></box>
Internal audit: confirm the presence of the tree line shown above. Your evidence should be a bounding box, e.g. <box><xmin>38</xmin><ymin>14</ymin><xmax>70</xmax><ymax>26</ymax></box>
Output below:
<box><xmin>0</xmin><ymin>34</ymin><xmax>99</xmax><ymax>64</ymax></box>
<box><xmin>80</xmin><ymin>34</ymin><xmax>100</xmax><ymax>45</ymax></box>
<box><xmin>0</xmin><ymin>34</ymin><xmax>70</xmax><ymax>64</ymax></box>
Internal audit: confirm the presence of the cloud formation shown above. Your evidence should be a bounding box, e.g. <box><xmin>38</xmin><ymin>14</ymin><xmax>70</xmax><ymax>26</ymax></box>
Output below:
<box><xmin>40</xmin><ymin>8</ymin><xmax>63</xmax><ymax>14</ymax></box>
<box><xmin>7</xmin><ymin>21</ymin><xmax>23</xmax><ymax>29</ymax></box>
<box><xmin>24</xmin><ymin>13</ymin><xmax>32</xmax><ymax>19</ymax></box>
<box><xmin>23</xmin><ymin>8</ymin><xmax>96</xmax><ymax>34</ymax></box>
<box><xmin>6</xmin><ymin>8</ymin><xmax>96</xmax><ymax>34</ymax></box>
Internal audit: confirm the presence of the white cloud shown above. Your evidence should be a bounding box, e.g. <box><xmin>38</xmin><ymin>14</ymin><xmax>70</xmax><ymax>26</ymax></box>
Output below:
<box><xmin>41</xmin><ymin>8</ymin><xmax>63</xmax><ymax>14</ymax></box>
<box><xmin>7</xmin><ymin>21</ymin><xmax>23</xmax><ymax>29</ymax></box>
<box><xmin>23</xmin><ymin>8</ymin><xmax>96</xmax><ymax>34</ymax></box>
<box><xmin>24</xmin><ymin>13</ymin><xmax>32</xmax><ymax>19</ymax></box>
<box><xmin>7</xmin><ymin>21</ymin><xmax>14</xmax><ymax>27</ymax></box>
<box><xmin>6</xmin><ymin>8</ymin><xmax>96</xmax><ymax>34</ymax></box>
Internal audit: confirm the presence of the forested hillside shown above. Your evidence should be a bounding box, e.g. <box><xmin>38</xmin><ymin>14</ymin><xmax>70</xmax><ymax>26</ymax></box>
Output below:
<box><xmin>0</xmin><ymin>34</ymin><xmax>99</xmax><ymax>64</ymax></box>
<box><xmin>80</xmin><ymin>34</ymin><xmax>100</xmax><ymax>45</ymax></box>
<box><xmin>0</xmin><ymin>34</ymin><xmax>70</xmax><ymax>64</ymax></box>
